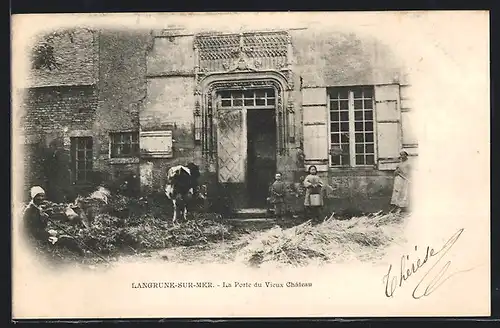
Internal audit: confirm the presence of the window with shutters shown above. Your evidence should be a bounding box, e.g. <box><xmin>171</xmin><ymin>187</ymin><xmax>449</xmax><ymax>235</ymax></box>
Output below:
<box><xmin>70</xmin><ymin>137</ymin><xmax>93</xmax><ymax>182</ymax></box>
<box><xmin>328</xmin><ymin>86</ymin><xmax>376</xmax><ymax>167</ymax></box>
<box><xmin>109</xmin><ymin>132</ymin><xmax>140</xmax><ymax>158</ymax></box>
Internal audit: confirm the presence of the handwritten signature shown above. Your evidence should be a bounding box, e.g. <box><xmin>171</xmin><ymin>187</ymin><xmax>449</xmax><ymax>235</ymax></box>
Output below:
<box><xmin>382</xmin><ymin>228</ymin><xmax>474</xmax><ymax>299</ymax></box>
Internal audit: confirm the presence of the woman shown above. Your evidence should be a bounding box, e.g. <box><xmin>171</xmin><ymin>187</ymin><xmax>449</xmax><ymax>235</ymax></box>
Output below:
<box><xmin>303</xmin><ymin>165</ymin><xmax>325</xmax><ymax>221</ymax></box>
<box><xmin>22</xmin><ymin>186</ymin><xmax>84</xmax><ymax>255</ymax></box>
<box><xmin>22</xmin><ymin>186</ymin><xmax>51</xmax><ymax>244</ymax></box>
<box><xmin>390</xmin><ymin>150</ymin><xmax>411</xmax><ymax>213</ymax></box>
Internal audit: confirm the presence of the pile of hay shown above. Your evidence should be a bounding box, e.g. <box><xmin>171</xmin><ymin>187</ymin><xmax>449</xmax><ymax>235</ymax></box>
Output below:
<box><xmin>18</xmin><ymin>191</ymin><xmax>234</xmax><ymax>259</ymax></box>
<box><xmin>235</xmin><ymin>211</ymin><xmax>406</xmax><ymax>267</ymax></box>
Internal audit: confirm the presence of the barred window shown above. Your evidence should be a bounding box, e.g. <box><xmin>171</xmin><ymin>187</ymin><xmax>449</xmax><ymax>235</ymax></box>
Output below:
<box><xmin>109</xmin><ymin>132</ymin><xmax>139</xmax><ymax>158</ymax></box>
<box><xmin>329</xmin><ymin>87</ymin><xmax>376</xmax><ymax>167</ymax></box>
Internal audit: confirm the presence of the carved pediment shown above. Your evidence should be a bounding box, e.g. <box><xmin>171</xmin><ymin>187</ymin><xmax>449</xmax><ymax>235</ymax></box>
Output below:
<box><xmin>195</xmin><ymin>31</ymin><xmax>290</xmax><ymax>74</ymax></box>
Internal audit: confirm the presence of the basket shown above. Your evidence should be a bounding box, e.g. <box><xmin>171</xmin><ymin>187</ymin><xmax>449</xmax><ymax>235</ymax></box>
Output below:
<box><xmin>309</xmin><ymin>194</ymin><xmax>322</xmax><ymax>206</ymax></box>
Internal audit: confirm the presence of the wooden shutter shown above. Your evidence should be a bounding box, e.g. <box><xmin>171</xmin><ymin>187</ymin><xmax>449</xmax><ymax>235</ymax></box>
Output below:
<box><xmin>302</xmin><ymin>87</ymin><xmax>328</xmax><ymax>170</ymax></box>
<box><xmin>374</xmin><ymin>84</ymin><xmax>402</xmax><ymax>170</ymax></box>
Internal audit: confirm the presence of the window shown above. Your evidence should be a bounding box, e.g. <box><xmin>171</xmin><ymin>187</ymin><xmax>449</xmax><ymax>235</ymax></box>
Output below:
<box><xmin>218</xmin><ymin>88</ymin><xmax>275</xmax><ymax>108</ymax></box>
<box><xmin>110</xmin><ymin>132</ymin><xmax>139</xmax><ymax>158</ymax></box>
<box><xmin>328</xmin><ymin>87</ymin><xmax>376</xmax><ymax>167</ymax></box>
<box><xmin>70</xmin><ymin>137</ymin><xmax>93</xmax><ymax>182</ymax></box>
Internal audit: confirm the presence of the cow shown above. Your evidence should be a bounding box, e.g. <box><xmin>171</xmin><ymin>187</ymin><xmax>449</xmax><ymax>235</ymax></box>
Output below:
<box><xmin>164</xmin><ymin>163</ymin><xmax>206</xmax><ymax>224</ymax></box>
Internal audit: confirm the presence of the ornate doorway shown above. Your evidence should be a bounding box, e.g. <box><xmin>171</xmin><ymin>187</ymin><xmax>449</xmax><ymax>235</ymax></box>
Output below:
<box><xmin>201</xmin><ymin>78</ymin><xmax>286</xmax><ymax>209</ymax></box>
<box><xmin>215</xmin><ymin>88</ymin><xmax>278</xmax><ymax>208</ymax></box>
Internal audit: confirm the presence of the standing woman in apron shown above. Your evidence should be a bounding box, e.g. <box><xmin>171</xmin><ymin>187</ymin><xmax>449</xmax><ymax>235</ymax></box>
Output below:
<box><xmin>390</xmin><ymin>150</ymin><xmax>411</xmax><ymax>213</ymax></box>
<box><xmin>303</xmin><ymin>165</ymin><xmax>324</xmax><ymax>221</ymax></box>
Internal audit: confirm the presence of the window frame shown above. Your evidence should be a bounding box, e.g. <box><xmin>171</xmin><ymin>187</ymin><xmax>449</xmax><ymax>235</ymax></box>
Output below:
<box><xmin>108</xmin><ymin>131</ymin><xmax>140</xmax><ymax>159</ymax></box>
<box><xmin>70</xmin><ymin>136</ymin><xmax>93</xmax><ymax>183</ymax></box>
<box><xmin>327</xmin><ymin>86</ymin><xmax>378</xmax><ymax>168</ymax></box>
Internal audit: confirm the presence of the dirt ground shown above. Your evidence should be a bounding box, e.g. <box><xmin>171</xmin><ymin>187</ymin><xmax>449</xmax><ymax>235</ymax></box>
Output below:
<box><xmin>35</xmin><ymin>213</ymin><xmax>407</xmax><ymax>272</ymax></box>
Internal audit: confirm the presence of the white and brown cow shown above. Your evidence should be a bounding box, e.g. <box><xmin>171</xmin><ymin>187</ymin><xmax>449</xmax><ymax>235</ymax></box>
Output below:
<box><xmin>164</xmin><ymin>163</ymin><xmax>205</xmax><ymax>224</ymax></box>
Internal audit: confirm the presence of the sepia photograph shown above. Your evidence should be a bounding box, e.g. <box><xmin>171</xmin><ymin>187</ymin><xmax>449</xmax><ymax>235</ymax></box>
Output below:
<box><xmin>11</xmin><ymin>11</ymin><xmax>490</xmax><ymax>319</ymax></box>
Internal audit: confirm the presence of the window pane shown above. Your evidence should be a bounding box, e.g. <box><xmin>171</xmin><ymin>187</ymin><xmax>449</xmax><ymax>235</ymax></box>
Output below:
<box><xmin>256</xmin><ymin>98</ymin><xmax>265</xmax><ymax>106</ymax></box>
<box><xmin>86</xmin><ymin>160</ymin><xmax>93</xmax><ymax>169</ymax></box>
<box><xmin>244</xmin><ymin>99</ymin><xmax>254</xmax><ymax>106</ymax></box>
<box><xmin>340</xmin><ymin>122</ymin><xmax>349</xmax><ymax>131</ymax></box>
<box><xmin>363</xmin><ymin>88</ymin><xmax>373</xmax><ymax>98</ymax></box>
<box><xmin>77</xmin><ymin>151</ymin><xmax>85</xmax><ymax>160</ymax></box>
<box><xmin>111</xmin><ymin>145</ymin><xmax>118</xmax><ymax>157</ymax></box>
<box><xmin>255</xmin><ymin>90</ymin><xmax>266</xmax><ymax>98</ymax></box>
<box><xmin>366</xmin><ymin>143</ymin><xmax>374</xmax><ymax>153</ymax></box>
<box><xmin>365</xmin><ymin>122</ymin><xmax>373</xmax><ymax>131</ymax></box>
<box><xmin>78</xmin><ymin>139</ymin><xmax>86</xmax><ymax>148</ymax></box>
<box><xmin>243</xmin><ymin>90</ymin><xmax>253</xmax><ymax>98</ymax></box>
<box><xmin>355</xmin><ymin>133</ymin><xmax>364</xmax><ymax>142</ymax></box>
<box><xmin>232</xmin><ymin>91</ymin><xmax>243</xmax><ymax>99</ymax></box>
<box><xmin>340</xmin><ymin>100</ymin><xmax>349</xmax><ymax>110</ymax></box>
<box><xmin>221</xmin><ymin>100</ymin><xmax>231</xmax><ymax>107</ymax></box>
<box><xmin>364</xmin><ymin>110</ymin><xmax>373</xmax><ymax>120</ymax></box>
<box><xmin>356</xmin><ymin>155</ymin><xmax>365</xmax><ymax>165</ymax></box>
<box><xmin>233</xmin><ymin>99</ymin><xmax>243</xmax><ymax>106</ymax></box>
<box><xmin>354</xmin><ymin>99</ymin><xmax>363</xmax><ymax>109</ymax></box>
<box><xmin>133</xmin><ymin>144</ymin><xmax>140</xmax><ymax>154</ymax></box>
<box><xmin>330</xmin><ymin>101</ymin><xmax>339</xmax><ymax>111</ymax></box>
<box><xmin>341</xmin><ymin>143</ymin><xmax>350</xmax><ymax>154</ymax></box>
<box><xmin>366</xmin><ymin>155</ymin><xmax>375</xmax><ymax>165</ymax></box>
<box><xmin>122</xmin><ymin>143</ymin><xmax>131</xmax><ymax>154</ymax></box>
<box><xmin>331</xmin><ymin>134</ymin><xmax>340</xmax><ymax>143</ymax></box>
<box><xmin>219</xmin><ymin>91</ymin><xmax>231</xmax><ymax>98</ymax></box>
<box><xmin>266</xmin><ymin>89</ymin><xmax>275</xmax><ymax>97</ymax></box>
<box><xmin>331</xmin><ymin>155</ymin><xmax>341</xmax><ymax>165</ymax></box>
<box><xmin>338</xmin><ymin>89</ymin><xmax>348</xmax><ymax>99</ymax></box>
<box><xmin>355</xmin><ymin>122</ymin><xmax>363</xmax><ymax>131</ymax></box>
<box><xmin>331</xmin><ymin>123</ymin><xmax>339</xmax><ymax>132</ymax></box>
<box><xmin>355</xmin><ymin>144</ymin><xmax>364</xmax><ymax>153</ymax></box>
<box><xmin>340</xmin><ymin>111</ymin><xmax>349</xmax><ymax>121</ymax></box>
<box><xmin>267</xmin><ymin>98</ymin><xmax>275</xmax><ymax>106</ymax></box>
<box><xmin>341</xmin><ymin>155</ymin><xmax>350</xmax><ymax>166</ymax></box>
<box><xmin>330</xmin><ymin>111</ymin><xmax>340</xmax><ymax>122</ymax></box>
<box><xmin>354</xmin><ymin>111</ymin><xmax>363</xmax><ymax>120</ymax></box>
<box><xmin>353</xmin><ymin>89</ymin><xmax>363</xmax><ymax>98</ymax></box>
<box><xmin>365</xmin><ymin>133</ymin><xmax>374</xmax><ymax>142</ymax></box>
<box><xmin>364</xmin><ymin>99</ymin><xmax>373</xmax><ymax>109</ymax></box>
<box><xmin>340</xmin><ymin>133</ymin><xmax>349</xmax><ymax>143</ymax></box>
<box><xmin>132</xmin><ymin>133</ymin><xmax>138</xmax><ymax>142</ymax></box>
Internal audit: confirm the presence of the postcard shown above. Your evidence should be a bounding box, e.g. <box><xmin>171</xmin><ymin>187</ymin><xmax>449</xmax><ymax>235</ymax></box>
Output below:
<box><xmin>11</xmin><ymin>11</ymin><xmax>490</xmax><ymax>319</ymax></box>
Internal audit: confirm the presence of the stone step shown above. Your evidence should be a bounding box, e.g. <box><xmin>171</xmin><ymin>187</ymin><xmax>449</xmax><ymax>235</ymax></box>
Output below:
<box><xmin>233</xmin><ymin>208</ymin><xmax>270</xmax><ymax>219</ymax></box>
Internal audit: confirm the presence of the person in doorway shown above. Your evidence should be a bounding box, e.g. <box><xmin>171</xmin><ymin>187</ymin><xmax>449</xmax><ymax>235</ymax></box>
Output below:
<box><xmin>390</xmin><ymin>150</ymin><xmax>411</xmax><ymax>213</ymax></box>
<box><xmin>268</xmin><ymin>172</ymin><xmax>288</xmax><ymax>225</ymax></box>
<box><xmin>303</xmin><ymin>165</ymin><xmax>325</xmax><ymax>222</ymax></box>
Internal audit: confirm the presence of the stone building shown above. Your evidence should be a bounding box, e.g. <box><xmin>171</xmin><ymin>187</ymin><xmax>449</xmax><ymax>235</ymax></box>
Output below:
<box><xmin>20</xmin><ymin>26</ymin><xmax>418</xmax><ymax>212</ymax></box>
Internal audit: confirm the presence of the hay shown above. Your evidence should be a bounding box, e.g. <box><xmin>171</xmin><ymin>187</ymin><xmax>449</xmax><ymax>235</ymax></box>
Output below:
<box><xmin>235</xmin><ymin>212</ymin><xmax>406</xmax><ymax>267</ymax></box>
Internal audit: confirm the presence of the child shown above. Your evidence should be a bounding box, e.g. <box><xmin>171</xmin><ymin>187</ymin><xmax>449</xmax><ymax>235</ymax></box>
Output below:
<box><xmin>291</xmin><ymin>175</ymin><xmax>306</xmax><ymax>219</ymax></box>
<box><xmin>269</xmin><ymin>172</ymin><xmax>287</xmax><ymax>224</ymax></box>
<box><xmin>303</xmin><ymin>165</ymin><xmax>325</xmax><ymax>222</ymax></box>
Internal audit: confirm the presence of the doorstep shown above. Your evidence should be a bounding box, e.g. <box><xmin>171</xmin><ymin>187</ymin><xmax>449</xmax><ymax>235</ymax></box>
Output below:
<box><xmin>232</xmin><ymin>208</ymin><xmax>269</xmax><ymax>219</ymax></box>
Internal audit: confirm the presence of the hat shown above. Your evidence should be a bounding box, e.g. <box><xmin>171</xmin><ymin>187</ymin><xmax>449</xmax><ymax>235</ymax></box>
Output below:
<box><xmin>30</xmin><ymin>186</ymin><xmax>45</xmax><ymax>199</ymax></box>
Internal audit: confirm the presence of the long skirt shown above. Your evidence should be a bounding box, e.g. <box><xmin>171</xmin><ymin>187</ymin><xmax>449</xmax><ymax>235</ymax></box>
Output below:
<box><xmin>390</xmin><ymin>175</ymin><xmax>410</xmax><ymax>208</ymax></box>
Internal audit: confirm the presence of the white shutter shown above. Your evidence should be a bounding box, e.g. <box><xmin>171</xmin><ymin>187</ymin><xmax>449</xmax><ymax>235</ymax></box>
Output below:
<box><xmin>302</xmin><ymin>88</ymin><xmax>328</xmax><ymax>170</ymax></box>
<box><xmin>375</xmin><ymin>84</ymin><xmax>402</xmax><ymax>170</ymax></box>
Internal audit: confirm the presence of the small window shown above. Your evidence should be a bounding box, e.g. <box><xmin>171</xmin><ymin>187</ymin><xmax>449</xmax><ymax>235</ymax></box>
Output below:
<box><xmin>110</xmin><ymin>132</ymin><xmax>140</xmax><ymax>158</ymax></box>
